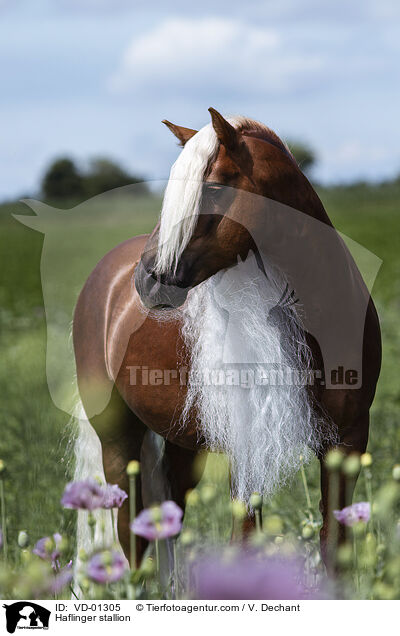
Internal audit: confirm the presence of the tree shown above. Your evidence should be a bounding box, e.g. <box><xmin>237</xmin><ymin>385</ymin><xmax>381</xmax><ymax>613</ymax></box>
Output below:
<box><xmin>286</xmin><ymin>141</ymin><xmax>316</xmax><ymax>176</ymax></box>
<box><xmin>83</xmin><ymin>157</ymin><xmax>147</xmax><ymax>197</ymax></box>
<box><xmin>41</xmin><ymin>156</ymin><xmax>148</xmax><ymax>202</ymax></box>
<box><xmin>41</xmin><ymin>158</ymin><xmax>84</xmax><ymax>201</ymax></box>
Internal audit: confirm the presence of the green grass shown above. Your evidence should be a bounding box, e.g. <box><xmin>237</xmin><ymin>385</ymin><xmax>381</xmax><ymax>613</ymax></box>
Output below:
<box><xmin>0</xmin><ymin>182</ymin><xmax>399</xmax><ymax>594</ymax></box>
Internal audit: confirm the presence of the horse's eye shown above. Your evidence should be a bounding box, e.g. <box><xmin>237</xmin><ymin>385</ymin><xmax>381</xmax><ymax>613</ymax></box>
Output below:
<box><xmin>203</xmin><ymin>184</ymin><xmax>222</xmax><ymax>206</ymax></box>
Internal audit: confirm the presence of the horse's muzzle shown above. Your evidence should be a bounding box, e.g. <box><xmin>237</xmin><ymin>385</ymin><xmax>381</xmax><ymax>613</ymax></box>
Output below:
<box><xmin>134</xmin><ymin>260</ymin><xmax>189</xmax><ymax>310</ymax></box>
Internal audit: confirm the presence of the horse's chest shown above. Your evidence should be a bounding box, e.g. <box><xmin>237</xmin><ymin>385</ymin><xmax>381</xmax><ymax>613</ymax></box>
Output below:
<box><xmin>115</xmin><ymin>315</ymin><xmax>200</xmax><ymax>449</ymax></box>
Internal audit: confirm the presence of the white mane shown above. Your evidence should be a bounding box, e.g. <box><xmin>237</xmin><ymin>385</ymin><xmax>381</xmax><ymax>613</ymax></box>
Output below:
<box><xmin>180</xmin><ymin>252</ymin><xmax>332</xmax><ymax>501</ymax></box>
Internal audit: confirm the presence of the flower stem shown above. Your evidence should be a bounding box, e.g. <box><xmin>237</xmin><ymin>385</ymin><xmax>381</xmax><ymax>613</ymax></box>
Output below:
<box><xmin>129</xmin><ymin>475</ymin><xmax>137</xmax><ymax>570</ymax></box>
<box><xmin>255</xmin><ymin>509</ymin><xmax>262</xmax><ymax>534</ymax></box>
<box><xmin>327</xmin><ymin>471</ymin><xmax>340</xmax><ymax>568</ymax></box>
<box><xmin>300</xmin><ymin>459</ymin><xmax>313</xmax><ymax>521</ymax></box>
<box><xmin>69</xmin><ymin>585</ymin><xmax>79</xmax><ymax>600</ymax></box>
<box><xmin>111</xmin><ymin>509</ymin><xmax>117</xmax><ymax>545</ymax></box>
<box><xmin>53</xmin><ymin>572</ymin><xmax>58</xmax><ymax>601</ymax></box>
<box><xmin>364</xmin><ymin>469</ymin><xmax>375</xmax><ymax>535</ymax></box>
<box><xmin>353</xmin><ymin>530</ymin><xmax>360</xmax><ymax>593</ymax></box>
<box><xmin>173</xmin><ymin>540</ymin><xmax>179</xmax><ymax>599</ymax></box>
<box><xmin>155</xmin><ymin>538</ymin><xmax>160</xmax><ymax>577</ymax></box>
<box><xmin>88</xmin><ymin>512</ymin><xmax>96</xmax><ymax>545</ymax></box>
<box><xmin>0</xmin><ymin>477</ymin><xmax>8</xmax><ymax>561</ymax></box>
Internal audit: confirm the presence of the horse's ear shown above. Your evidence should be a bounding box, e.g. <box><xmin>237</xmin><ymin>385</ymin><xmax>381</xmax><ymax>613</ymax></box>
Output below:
<box><xmin>162</xmin><ymin>120</ymin><xmax>198</xmax><ymax>147</ymax></box>
<box><xmin>208</xmin><ymin>107</ymin><xmax>237</xmax><ymax>150</ymax></box>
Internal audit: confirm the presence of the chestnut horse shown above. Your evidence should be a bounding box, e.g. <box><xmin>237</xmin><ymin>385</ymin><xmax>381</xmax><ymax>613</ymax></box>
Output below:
<box><xmin>73</xmin><ymin>109</ymin><xmax>381</xmax><ymax>569</ymax></box>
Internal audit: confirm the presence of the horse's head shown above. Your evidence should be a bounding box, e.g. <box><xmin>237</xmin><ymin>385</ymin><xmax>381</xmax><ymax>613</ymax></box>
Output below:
<box><xmin>135</xmin><ymin>108</ymin><xmax>326</xmax><ymax>309</ymax></box>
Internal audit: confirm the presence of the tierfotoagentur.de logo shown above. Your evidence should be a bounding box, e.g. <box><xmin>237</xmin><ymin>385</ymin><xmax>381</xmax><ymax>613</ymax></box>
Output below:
<box><xmin>2</xmin><ymin>602</ymin><xmax>50</xmax><ymax>633</ymax></box>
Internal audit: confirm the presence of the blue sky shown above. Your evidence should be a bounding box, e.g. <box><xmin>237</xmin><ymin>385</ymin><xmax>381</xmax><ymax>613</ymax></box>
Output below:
<box><xmin>1</xmin><ymin>0</ymin><xmax>400</xmax><ymax>198</ymax></box>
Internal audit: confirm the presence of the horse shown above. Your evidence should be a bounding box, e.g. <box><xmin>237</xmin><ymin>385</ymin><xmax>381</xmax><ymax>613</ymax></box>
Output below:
<box><xmin>73</xmin><ymin>108</ymin><xmax>381</xmax><ymax>570</ymax></box>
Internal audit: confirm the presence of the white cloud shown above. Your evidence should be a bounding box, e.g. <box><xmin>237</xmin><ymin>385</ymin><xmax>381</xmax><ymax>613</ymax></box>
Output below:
<box><xmin>109</xmin><ymin>17</ymin><xmax>324</xmax><ymax>97</ymax></box>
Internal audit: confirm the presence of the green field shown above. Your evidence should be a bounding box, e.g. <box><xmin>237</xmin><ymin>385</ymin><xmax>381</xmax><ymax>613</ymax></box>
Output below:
<box><xmin>0</xmin><ymin>182</ymin><xmax>399</xmax><ymax>585</ymax></box>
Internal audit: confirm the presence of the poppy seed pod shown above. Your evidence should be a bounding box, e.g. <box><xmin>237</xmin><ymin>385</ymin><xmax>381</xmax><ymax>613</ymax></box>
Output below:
<box><xmin>392</xmin><ymin>464</ymin><xmax>400</xmax><ymax>481</ymax></box>
<box><xmin>343</xmin><ymin>454</ymin><xmax>361</xmax><ymax>477</ymax></box>
<box><xmin>231</xmin><ymin>500</ymin><xmax>247</xmax><ymax>520</ymax></box>
<box><xmin>18</xmin><ymin>530</ymin><xmax>29</xmax><ymax>549</ymax></box>
<box><xmin>180</xmin><ymin>529</ymin><xmax>195</xmax><ymax>547</ymax></box>
<box><xmin>301</xmin><ymin>525</ymin><xmax>314</xmax><ymax>540</ymax></box>
<box><xmin>140</xmin><ymin>557</ymin><xmax>155</xmax><ymax>577</ymax></box>
<box><xmin>324</xmin><ymin>449</ymin><xmax>344</xmax><ymax>471</ymax></box>
<box><xmin>249</xmin><ymin>492</ymin><xmax>263</xmax><ymax>510</ymax></box>
<box><xmin>361</xmin><ymin>452</ymin><xmax>373</xmax><ymax>467</ymax></box>
<box><xmin>126</xmin><ymin>460</ymin><xmax>140</xmax><ymax>476</ymax></box>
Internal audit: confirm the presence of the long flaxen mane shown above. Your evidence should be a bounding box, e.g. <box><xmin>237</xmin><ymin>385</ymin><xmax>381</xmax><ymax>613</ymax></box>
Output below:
<box><xmin>155</xmin><ymin>115</ymin><xmax>333</xmax><ymax>501</ymax></box>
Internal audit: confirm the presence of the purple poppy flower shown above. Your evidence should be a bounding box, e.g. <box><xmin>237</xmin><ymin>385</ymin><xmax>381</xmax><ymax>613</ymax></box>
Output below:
<box><xmin>102</xmin><ymin>484</ymin><xmax>128</xmax><ymax>509</ymax></box>
<box><xmin>333</xmin><ymin>502</ymin><xmax>370</xmax><ymax>527</ymax></box>
<box><xmin>130</xmin><ymin>500</ymin><xmax>183</xmax><ymax>541</ymax></box>
<box><xmin>87</xmin><ymin>550</ymin><xmax>126</xmax><ymax>584</ymax></box>
<box><xmin>61</xmin><ymin>479</ymin><xmax>105</xmax><ymax>510</ymax></box>
<box><xmin>191</xmin><ymin>552</ymin><xmax>321</xmax><ymax>600</ymax></box>
<box><xmin>33</xmin><ymin>533</ymin><xmax>63</xmax><ymax>568</ymax></box>
<box><xmin>50</xmin><ymin>561</ymin><xmax>73</xmax><ymax>594</ymax></box>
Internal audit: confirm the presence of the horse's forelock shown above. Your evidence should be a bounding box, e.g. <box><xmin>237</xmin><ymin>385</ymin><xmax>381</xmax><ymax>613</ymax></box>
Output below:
<box><xmin>155</xmin><ymin>123</ymin><xmax>219</xmax><ymax>274</ymax></box>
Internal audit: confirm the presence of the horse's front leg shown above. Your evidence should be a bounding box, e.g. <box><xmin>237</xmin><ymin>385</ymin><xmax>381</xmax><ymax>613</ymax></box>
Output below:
<box><xmin>101</xmin><ymin>430</ymin><xmax>147</xmax><ymax>565</ymax></box>
<box><xmin>90</xmin><ymin>389</ymin><xmax>148</xmax><ymax>565</ymax></box>
<box><xmin>319</xmin><ymin>410</ymin><xmax>369</xmax><ymax>572</ymax></box>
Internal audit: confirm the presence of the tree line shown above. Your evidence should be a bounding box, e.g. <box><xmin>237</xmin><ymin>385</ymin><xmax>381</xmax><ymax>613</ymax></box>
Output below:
<box><xmin>41</xmin><ymin>143</ymin><xmax>316</xmax><ymax>203</ymax></box>
<box><xmin>41</xmin><ymin>157</ymin><xmax>149</xmax><ymax>202</ymax></box>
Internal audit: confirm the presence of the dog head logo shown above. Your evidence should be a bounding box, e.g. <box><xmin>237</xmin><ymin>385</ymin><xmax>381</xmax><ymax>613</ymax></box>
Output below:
<box><xmin>2</xmin><ymin>602</ymin><xmax>50</xmax><ymax>633</ymax></box>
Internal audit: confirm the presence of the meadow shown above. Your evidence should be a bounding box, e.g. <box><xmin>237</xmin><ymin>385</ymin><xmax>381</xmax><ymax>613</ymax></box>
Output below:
<box><xmin>0</xmin><ymin>180</ymin><xmax>399</xmax><ymax>598</ymax></box>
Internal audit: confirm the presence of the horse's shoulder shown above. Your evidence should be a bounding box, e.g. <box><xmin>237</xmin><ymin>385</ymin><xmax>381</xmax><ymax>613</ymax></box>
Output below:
<box><xmin>73</xmin><ymin>233</ymin><xmax>151</xmax><ymax>410</ymax></box>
